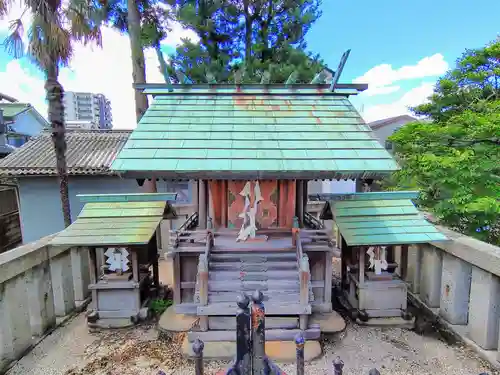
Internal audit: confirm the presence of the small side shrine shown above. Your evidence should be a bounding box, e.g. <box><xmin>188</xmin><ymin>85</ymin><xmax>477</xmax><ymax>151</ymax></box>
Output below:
<box><xmin>320</xmin><ymin>191</ymin><xmax>447</xmax><ymax>322</ymax></box>
<box><xmin>50</xmin><ymin>193</ymin><xmax>177</xmax><ymax>328</ymax></box>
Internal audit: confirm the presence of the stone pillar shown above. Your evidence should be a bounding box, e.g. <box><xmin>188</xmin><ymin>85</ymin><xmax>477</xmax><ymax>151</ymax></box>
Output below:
<box><xmin>468</xmin><ymin>266</ymin><xmax>500</xmax><ymax>350</ymax></box>
<box><xmin>439</xmin><ymin>253</ymin><xmax>472</xmax><ymax>325</ymax></box>
<box><xmin>70</xmin><ymin>247</ymin><xmax>90</xmax><ymax>308</ymax></box>
<box><xmin>419</xmin><ymin>244</ymin><xmax>442</xmax><ymax>307</ymax></box>
<box><xmin>0</xmin><ymin>275</ymin><xmax>32</xmax><ymax>371</ymax></box>
<box><xmin>49</xmin><ymin>252</ymin><xmax>75</xmax><ymax>317</ymax></box>
<box><xmin>159</xmin><ymin>219</ymin><xmax>172</xmax><ymax>253</ymax></box>
<box><xmin>406</xmin><ymin>244</ymin><xmax>422</xmax><ymax>294</ymax></box>
<box><xmin>25</xmin><ymin>262</ymin><xmax>56</xmax><ymax>337</ymax></box>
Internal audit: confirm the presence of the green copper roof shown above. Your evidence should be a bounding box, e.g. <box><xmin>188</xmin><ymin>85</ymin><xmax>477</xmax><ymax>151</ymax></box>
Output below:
<box><xmin>50</xmin><ymin>193</ymin><xmax>177</xmax><ymax>247</ymax></box>
<box><xmin>0</xmin><ymin>103</ymin><xmax>31</xmax><ymax>119</ymax></box>
<box><xmin>320</xmin><ymin>192</ymin><xmax>448</xmax><ymax>246</ymax></box>
<box><xmin>111</xmin><ymin>84</ymin><xmax>399</xmax><ymax>180</ymax></box>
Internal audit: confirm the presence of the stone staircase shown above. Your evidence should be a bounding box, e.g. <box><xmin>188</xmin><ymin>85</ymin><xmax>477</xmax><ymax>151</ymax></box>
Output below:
<box><xmin>190</xmin><ymin>249</ymin><xmax>318</xmax><ymax>342</ymax></box>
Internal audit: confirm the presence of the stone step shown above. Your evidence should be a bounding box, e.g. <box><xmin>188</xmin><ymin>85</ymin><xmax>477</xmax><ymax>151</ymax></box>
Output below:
<box><xmin>209</xmin><ymin>261</ymin><xmax>297</xmax><ymax>271</ymax></box>
<box><xmin>211</xmin><ymin>246</ymin><xmax>296</xmax><ymax>253</ymax></box>
<box><xmin>208</xmin><ymin>291</ymin><xmax>301</xmax><ymax>303</ymax></box>
<box><xmin>208</xmin><ymin>316</ymin><xmax>299</xmax><ymax>330</ymax></box>
<box><xmin>208</xmin><ymin>279</ymin><xmax>300</xmax><ymax>292</ymax></box>
<box><xmin>209</xmin><ymin>252</ymin><xmax>296</xmax><ymax>263</ymax></box>
<box><xmin>208</xmin><ymin>270</ymin><xmax>298</xmax><ymax>281</ymax></box>
<box><xmin>187</xmin><ymin>325</ymin><xmax>320</xmax><ymax>342</ymax></box>
<box><xmin>197</xmin><ymin>302</ymin><xmax>311</xmax><ymax>316</ymax></box>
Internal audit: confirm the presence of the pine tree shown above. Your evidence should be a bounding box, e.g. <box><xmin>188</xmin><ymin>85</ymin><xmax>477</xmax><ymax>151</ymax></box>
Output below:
<box><xmin>166</xmin><ymin>0</ymin><xmax>326</xmax><ymax>83</ymax></box>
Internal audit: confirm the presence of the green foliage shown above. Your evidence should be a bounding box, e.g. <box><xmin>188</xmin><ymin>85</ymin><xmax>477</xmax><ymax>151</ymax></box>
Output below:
<box><xmin>413</xmin><ymin>39</ymin><xmax>500</xmax><ymax>122</ymax></box>
<box><xmin>389</xmin><ymin>101</ymin><xmax>500</xmax><ymax>245</ymax></box>
<box><xmin>389</xmin><ymin>40</ymin><xmax>500</xmax><ymax>245</ymax></box>
<box><xmin>164</xmin><ymin>0</ymin><xmax>325</xmax><ymax>83</ymax></box>
<box><xmin>2</xmin><ymin>0</ymin><xmax>108</xmax><ymax>70</ymax></box>
<box><xmin>149</xmin><ymin>298</ymin><xmax>173</xmax><ymax>316</ymax></box>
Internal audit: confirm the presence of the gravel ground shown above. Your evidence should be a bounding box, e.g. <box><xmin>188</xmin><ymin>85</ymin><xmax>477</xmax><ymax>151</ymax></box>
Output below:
<box><xmin>6</xmin><ymin>258</ymin><xmax>495</xmax><ymax>375</ymax></box>
<box><xmin>6</xmin><ymin>312</ymin><xmax>497</xmax><ymax>375</ymax></box>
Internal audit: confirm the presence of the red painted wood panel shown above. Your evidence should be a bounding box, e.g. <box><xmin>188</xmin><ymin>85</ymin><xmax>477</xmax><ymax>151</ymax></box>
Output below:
<box><xmin>278</xmin><ymin>180</ymin><xmax>296</xmax><ymax>228</ymax></box>
<box><xmin>227</xmin><ymin>181</ymin><xmax>278</xmax><ymax>230</ymax></box>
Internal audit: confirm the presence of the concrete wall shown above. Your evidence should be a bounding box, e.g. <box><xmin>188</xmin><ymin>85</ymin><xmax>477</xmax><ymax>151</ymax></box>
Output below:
<box><xmin>0</xmin><ymin>235</ymin><xmax>90</xmax><ymax>372</ymax></box>
<box><xmin>308</xmin><ymin>180</ymin><xmax>356</xmax><ymax>195</ymax></box>
<box><xmin>403</xmin><ymin>226</ymin><xmax>500</xmax><ymax>365</ymax></box>
<box><xmin>17</xmin><ymin>176</ymin><xmax>194</xmax><ymax>244</ymax></box>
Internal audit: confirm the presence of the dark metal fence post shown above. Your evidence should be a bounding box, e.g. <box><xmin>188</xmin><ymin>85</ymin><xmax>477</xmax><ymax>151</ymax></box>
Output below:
<box><xmin>251</xmin><ymin>290</ymin><xmax>268</xmax><ymax>374</ymax></box>
<box><xmin>295</xmin><ymin>332</ymin><xmax>305</xmax><ymax>375</ymax></box>
<box><xmin>235</xmin><ymin>293</ymin><xmax>252</xmax><ymax>375</ymax></box>
<box><xmin>368</xmin><ymin>369</ymin><xmax>380</xmax><ymax>375</ymax></box>
<box><xmin>193</xmin><ymin>338</ymin><xmax>204</xmax><ymax>375</ymax></box>
<box><xmin>332</xmin><ymin>356</ymin><xmax>344</xmax><ymax>375</ymax></box>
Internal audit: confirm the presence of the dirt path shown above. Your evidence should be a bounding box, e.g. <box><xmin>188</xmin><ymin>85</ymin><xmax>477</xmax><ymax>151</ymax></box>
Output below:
<box><xmin>6</xmin><ymin>312</ymin><xmax>497</xmax><ymax>375</ymax></box>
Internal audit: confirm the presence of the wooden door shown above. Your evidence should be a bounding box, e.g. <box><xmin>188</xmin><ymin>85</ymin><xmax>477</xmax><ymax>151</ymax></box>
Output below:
<box><xmin>227</xmin><ymin>181</ymin><xmax>278</xmax><ymax>230</ymax></box>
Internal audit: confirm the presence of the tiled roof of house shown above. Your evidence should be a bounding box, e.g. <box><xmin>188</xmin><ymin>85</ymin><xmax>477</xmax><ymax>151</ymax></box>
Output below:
<box><xmin>112</xmin><ymin>84</ymin><xmax>399</xmax><ymax>180</ymax></box>
<box><xmin>368</xmin><ymin>115</ymin><xmax>417</xmax><ymax>130</ymax></box>
<box><xmin>0</xmin><ymin>129</ymin><xmax>132</xmax><ymax>177</ymax></box>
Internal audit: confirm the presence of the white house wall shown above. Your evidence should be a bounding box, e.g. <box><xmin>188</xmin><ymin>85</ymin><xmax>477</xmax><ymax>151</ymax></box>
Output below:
<box><xmin>17</xmin><ymin>176</ymin><xmax>193</xmax><ymax>243</ymax></box>
<box><xmin>10</xmin><ymin>111</ymin><xmax>46</xmax><ymax>137</ymax></box>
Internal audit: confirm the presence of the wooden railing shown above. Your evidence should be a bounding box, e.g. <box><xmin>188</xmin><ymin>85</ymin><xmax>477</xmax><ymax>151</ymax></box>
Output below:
<box><xmin>195</xmin><ymin>228</ymin><xmax>214</xmax><ymax>331</ymax></box>
<box><xmin>304</xmin><ymin>211</ymin><xmax>324</xmax><ymax>230</ymax></box>
<box><xmin>294</xmin><ymin>229</ymin><xmax>311</xmax><ymax>330</ymax></box>
<box><xmin>178</xmin><ymin>211</ymin><xmax>199</xmax><ymax>232</ymax></box>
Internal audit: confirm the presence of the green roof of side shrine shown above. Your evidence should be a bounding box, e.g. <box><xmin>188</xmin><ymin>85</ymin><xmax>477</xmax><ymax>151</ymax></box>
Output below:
<box><xmin>50</xmin><ymin>193</ymin><xmax>177</xmax><ymax>247</ymax></box>
<box><xmin>111</xmin><ymin>84</ymin><xmax>399</xmax><ymax>180</ymax></box>
<box><xmin>320</xmin><ymin>191</ymin><xmax>448</xmax><ymax>246</ymax></box>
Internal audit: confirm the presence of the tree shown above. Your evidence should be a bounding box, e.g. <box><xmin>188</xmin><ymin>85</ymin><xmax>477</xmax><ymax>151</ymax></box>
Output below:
<box><xmin>165</xmin><ymin>0</ymin><xmax>325</xmax><ymax>83</ymax></box>
<box><xmin>414</xmin><ymin>40</ymin><xmax>500</xmax><ymax>122</ymax></box>
<box><xmin>1</xmin><ymin>0</ymin><xmax>108</xmax><ymax>227</ymax></box>
<box><xmin>388</xmin><ymin>40</ymin><xmax>500</xmax><ymax>245</ymax></box>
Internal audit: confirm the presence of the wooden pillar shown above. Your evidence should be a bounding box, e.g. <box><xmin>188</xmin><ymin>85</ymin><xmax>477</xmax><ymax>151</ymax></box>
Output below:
<box><xmin>192</xmin><ymin>180</ymin><xmax>199</xmax><ymax>208</ymax></box>
<box><xmin>296</xmin><ymin>181</ymin><xmax>304</xmax><ymax>227</ymax></box>
<box><xmin>303</xmin><ymin>180</ymin><xmax>308</xmax><ymax>217</ymax></box>
<box><xmin>324</xmin><ymin>252</ymin><xmax>333</xmax><ymax>310</ymax></box>
<box><xmin>198</xmin><ymin>180</ymin><xmax>207</xmax><ymax>229</ymax></box>
<box><xmin>142</xmin><ymin>178</ymin><xmax>157</xmax><ymax>193</ymax></box>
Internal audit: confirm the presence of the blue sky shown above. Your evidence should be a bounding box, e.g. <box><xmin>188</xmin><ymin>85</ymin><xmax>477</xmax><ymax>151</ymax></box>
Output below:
<box><xmin>0</xmin><ymin>0</ymin><xmax>499</xmax><ymax>128</ymax></box>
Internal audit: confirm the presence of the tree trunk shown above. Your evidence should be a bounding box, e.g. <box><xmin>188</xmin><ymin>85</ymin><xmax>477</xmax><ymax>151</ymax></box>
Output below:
<box><xmin>127</xmin><ymin>0</ymin><xmax>148</xmax><ymax>122</ymax></box>
<box><xmin>243</xmin><ymin>1</ymin><xmax>252</xmax><ymax>64</ymax></box>
<box><xmin>45</xmin><ymin>63</ymin><xmax>71</xmax><ymax>227</ymax></box>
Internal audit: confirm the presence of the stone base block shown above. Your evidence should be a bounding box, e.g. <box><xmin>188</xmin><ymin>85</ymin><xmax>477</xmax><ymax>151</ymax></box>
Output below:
<box><xmin>309</xmin><ymin>311</ymin><xmax>346</xmax><ymax>333</ymax></box>
<box><xmin>158</xmin><ymin>306</ymin><xmax>198</xmax><ymax>332</ymax></box>
<box><xmin>182</xmin><ymin>337</ymin><xmax>322</xmax><ymax>362</ymax></box>
<box><xmin>356</xmin><ymin>316</ymin><xmax>415</xmax><ymax>329</ymax></box>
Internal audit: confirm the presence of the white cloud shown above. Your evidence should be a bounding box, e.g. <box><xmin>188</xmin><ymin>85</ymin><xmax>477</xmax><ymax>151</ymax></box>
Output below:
<box><xmin>0</xmin><ymin>8</ymin><xmax>198</xmax><ymax>129</ymax></box>
<box><xmin>360</xmin><ymin>82</ymin><xmax>435</xmax><ymax>122</ymax></box>
<box><xmin>354</xmin><ymin>53</ymin><xmax>448</xmax><ymax>97</ymax></box>
<box><xmin>0</xmin><ymin>60</ymin><xmax>47</xmax><ymax>113</ymax></box>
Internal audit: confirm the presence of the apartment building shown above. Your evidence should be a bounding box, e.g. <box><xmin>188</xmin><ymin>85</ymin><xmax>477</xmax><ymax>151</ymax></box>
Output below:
<box><xmin>63</xmin><ymin>92</ymin><xmax>113</xmax><ymax>129</ymax></box>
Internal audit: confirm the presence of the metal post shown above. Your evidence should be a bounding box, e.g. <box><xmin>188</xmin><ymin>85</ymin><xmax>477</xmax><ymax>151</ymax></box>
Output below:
<box><xmin>332</xmin><ymin>356</ymin><xmax>344</xmax><ymax>375</ymax></box>
<box><xmin>295</xmin><ymin>332</ymin><xmax>305</xmax><ymax>375</ymax></box>
<box><xmin>251</xmin><ymin>290</ymin><xmax>268</xmax><ymax>375</ymax></box>
<box><xmin>235</xmin><ymin>293</ymin><xmax>252</xmax><ymax>375</ymax></box>
<box><xmin>193</xmin><ymin>338</ymin><xmax>204</xmax><ymax>375</ymax></box>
